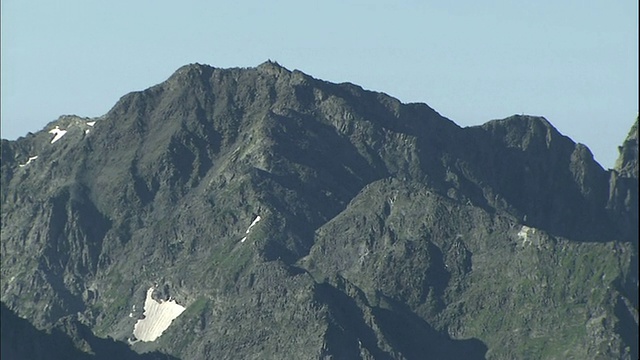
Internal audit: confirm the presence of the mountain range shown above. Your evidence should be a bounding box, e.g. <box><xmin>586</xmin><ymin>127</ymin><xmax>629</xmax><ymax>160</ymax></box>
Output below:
<box><xmin>1</xmin><ymin>61</ymin><xmax>637</xmax><ymax>359</ymax></box>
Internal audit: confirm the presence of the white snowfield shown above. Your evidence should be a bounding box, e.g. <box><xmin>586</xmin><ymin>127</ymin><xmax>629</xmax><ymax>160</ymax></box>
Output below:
<box><xmin>87</xmin><ymin>121</ymin><xmax>96</xmax><ymax>126</ymax></box>
<box><xmin>19</xmin><ymin>156</ymin><xmax>38</xmax><ymax>167</ymax></box>
<box><xmin>48</xmin><ymin>126</ymin><xmax>67</xmax><ymax>144</ymax></box>
<box><xmin>247</xmin><ymin>215</ymin><xmax>261</xmax><ymax>233</ymax></box>
<box><xmin>132</xmin><ymin>287</ymin><xmax>186</xmax><ymax>342</ymax></box>
<box><xmin>241</xmin><ymin>215</ymin><xmax>261</xmax><ymax>243</ymax></box>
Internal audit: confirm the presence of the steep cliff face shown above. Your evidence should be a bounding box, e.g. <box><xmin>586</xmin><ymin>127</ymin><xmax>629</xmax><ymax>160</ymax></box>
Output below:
<box><xmin>614</xmin><ymin>119</ymin><xmax>639</xmax><ymax>178</ymax></box>
<box><xmin>605</xmin><ymin>118</ymin><xmax>639</xmax><ymax>359</ymax></box>
<box><xmin>1</xmin><ymin>62</ymin><xmax>637</xmax><ymax>359</ymax></box>
<box><xmin>608</xmin><ymin>119</ymin><xmax>639</xmax><ymax>241</ymax></box>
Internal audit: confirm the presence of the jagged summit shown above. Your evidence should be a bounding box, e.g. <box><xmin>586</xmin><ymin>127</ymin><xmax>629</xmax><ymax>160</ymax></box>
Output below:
<box><xmin>257</xmin><ymin>59</ymin><xmax>290</xmax><ymax>73</ymax></box>
<box><xmin>1</xmin><ymin>63</ymin><xmax>637</xmax><ymax>359</ymax></box>
<box><xmin>479</xmin><ymin>114</ymin><xmax>571</xmax><ymax>151</ymax></box>
<box><xmin>615</xmin><ymin>117</ymin><xmax>639</xmax><ymax>178</ymax></box>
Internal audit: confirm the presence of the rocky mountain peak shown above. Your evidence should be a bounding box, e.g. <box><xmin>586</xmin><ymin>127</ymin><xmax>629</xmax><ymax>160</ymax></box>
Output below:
<box><xmin>167</xmin><ymin>62</ymin><xmax>216</xmax><ymax>80</ymax></box>
<box><xmin>256</xmin><ymin>59</ymin><xmax>291</xmax><ymax>76</ymax></box>
<box><xmin>1</xmin><ymin>63</ymin><xmax>637</xmax><ymax>360</ymax></box>
<box><xmin>480</xmin><ymin>114</ymin><xmax>568</xmax><ymax>152</ymax></box>
<box><xmin>614</xmin><ymin>118</ymin><xmax>639</xmax><ymax>178</ymax></box>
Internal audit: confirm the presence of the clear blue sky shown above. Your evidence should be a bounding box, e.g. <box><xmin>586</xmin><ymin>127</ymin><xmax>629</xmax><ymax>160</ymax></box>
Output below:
<box><xmin>2</xmin><ymin>1</ymin><xmax>638</xmax><ymax>169</ymax></box>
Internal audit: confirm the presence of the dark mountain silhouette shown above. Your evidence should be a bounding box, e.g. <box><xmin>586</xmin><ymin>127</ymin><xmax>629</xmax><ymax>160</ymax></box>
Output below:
<box><xmin>1</xmin><ymin>61</ymin><xmax>637</xmax><ymax>359</ymax></box>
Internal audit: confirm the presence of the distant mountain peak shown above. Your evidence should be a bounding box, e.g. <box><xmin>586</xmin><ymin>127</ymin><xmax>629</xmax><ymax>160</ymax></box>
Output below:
<box><xmin>164</xmin><ymin>62</ymin><xmax>216</xmax><ymax>87</ymax></box>
<box><xmin>479</xmin><ymin>114</ymin><xmax>570</xmax><ymax>154</ymax></box>
<box><xmin>258</xmin><ymin>59</ymin><xmax>285</xmax><ymax>68</ymax></box>
<box><xmin>1</xmin><ymin>62</ymin><xmax>637</xmax><ymax>360</ymax></box>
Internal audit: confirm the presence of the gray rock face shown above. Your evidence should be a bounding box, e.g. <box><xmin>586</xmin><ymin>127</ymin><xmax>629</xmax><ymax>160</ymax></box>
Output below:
<box><xmin>615</xmin><ymin>119</ymin><xmax>639</xmax><ymax>179</ymax></box>
<box><xmin>1</xmin><ymin>62</ymin><xmax>637</xmax><ymax>359</ymax></box>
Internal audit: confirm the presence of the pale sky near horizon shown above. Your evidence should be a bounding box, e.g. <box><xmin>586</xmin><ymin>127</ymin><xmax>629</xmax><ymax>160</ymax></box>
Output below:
<box><xmin>1</xmin><ymin>1</ymin><xmax>638</xmax><ymax>169</ymax></box>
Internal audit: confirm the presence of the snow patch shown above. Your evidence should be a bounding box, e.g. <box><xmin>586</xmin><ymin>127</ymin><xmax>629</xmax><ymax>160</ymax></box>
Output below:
<box><xmin>246</xmin><ymin>215</ymin><xmax>261</xmax><ymax>233</ymax></box>
<box><xmin>87</xmin><ymin>121</ymin><xmax>96</xmax><ymax>126</ymax></box>
<box><xmin>19</xmin><ymin>156</ymin><xmax>38</xmax><ymax>167</ymax></box>
<box><xmin>132</xmin><ymin>287</ymin><xmax>186</xmax><ymax>342</ymax></box>
<box><xmin>517</xmin><ymin>225</ymin><xmax>535</xmax><ymax>246</ymax></box>
<box><xmin>240</xmin><ymin>215</ymin><xmax>261</xmax><ymax>243</ymax></box>
<box><xmin>48</xmin><ymin>126</ymin><xmax>67</xmax><ymax>144</ymax></box>
<box><xmin>85</xmin><ymin>129</ymin><xmax>91</xmax><ymax>135</ymax></box>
